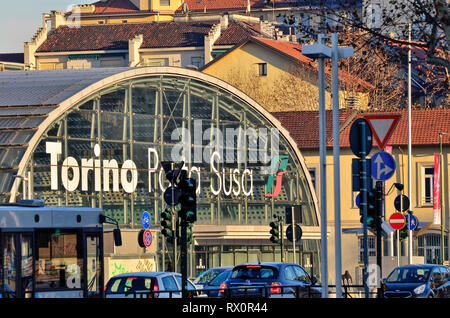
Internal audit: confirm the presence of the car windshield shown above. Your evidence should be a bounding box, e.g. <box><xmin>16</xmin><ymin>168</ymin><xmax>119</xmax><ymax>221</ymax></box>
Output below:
<box><xmin>386</xmin><ymin>267</ymin><xmax>431</xmax><ymax>283</ymax></box>
<box><xmin>106</xmin><ymin>276</ymin><xmax>154</xmax><ymax>293</ymax></box>
<box><xmin>208</xmin><ymin>271</ymin><xmax>231</xmax><ymax>286</ymax></box>
<box><xmin>231</xmin><ymin>266</ymin><xmax>277</xmax><ymax>280</ymax></box>
<box><xmin>193</xmin><ymin>269</ymin><xmax>223</xmax><ymax>284</ymax></box>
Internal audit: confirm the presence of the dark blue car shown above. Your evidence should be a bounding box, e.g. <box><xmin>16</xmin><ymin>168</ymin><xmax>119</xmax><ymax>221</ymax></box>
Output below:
<box><xmin>201</xmin><ymin>269</ymin><xmax>233</xmax><ymax>298</ymax></box>
<box><xmin>193</xmin><ymin>266</ymin><xmax>233</xmax><ymax>290</ymax></box>
<box><xmin>218</xmin><ymin>262</ymin><xmax>320</xmax><ymax>298</ymax></box>
<box><xmin>382</xmin><ymin>264</ymin><xmax>450</xmax><ymax>298</ymax></box>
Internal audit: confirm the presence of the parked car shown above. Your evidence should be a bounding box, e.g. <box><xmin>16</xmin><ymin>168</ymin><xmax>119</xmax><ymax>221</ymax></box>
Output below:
<box><xmin>201</xmin><ymin>269</ymin><xmax>233</xmax><ymax>298</ymax></box>
<box><xmin>193</xmin><ymin>266</ymin><xmax>233</xmax><ymax>289</ymax></box>
<box><xmin>382</xmin><ymin>264</ymin><xmax>450</xmax><ymax>298</ymax></box>
<box><xmin>218</xmin><ymin>262</ymin><xmax>320</xmax><ymax>298</ymax></box>
<box><xmin>105</xmin><ymin>272</ymin><xmax>198</xmax><ymax>298</ymax></box>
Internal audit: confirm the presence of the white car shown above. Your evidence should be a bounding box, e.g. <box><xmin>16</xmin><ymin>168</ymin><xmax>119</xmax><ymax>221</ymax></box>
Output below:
<box><xmin>105</xmin><ymin>272</ymin><xmax>198</xmax><ymax>298</ymax></box>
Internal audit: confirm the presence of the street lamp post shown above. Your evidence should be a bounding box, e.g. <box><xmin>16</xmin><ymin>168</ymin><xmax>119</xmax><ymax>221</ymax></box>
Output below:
<box><xmin>303</xmin><ymin>34</ymin><xmax>353</xmax><ymax>298</ymax></box>
<box><xmin>439</xmin><ymin>132</ymin><xmax>447</xmax><ymax>264</ymax></box>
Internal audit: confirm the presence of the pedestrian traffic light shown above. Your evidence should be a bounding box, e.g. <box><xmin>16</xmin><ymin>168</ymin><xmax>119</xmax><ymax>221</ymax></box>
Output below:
<box><xmin>161</xmin><ymin>208</ymin><xmax>174</xmax><ymax>243</ymax></box>
<box><xmin>269</xmin><ymin>221</ymin><xmax>279</xmax><ymax>243</ymax></box>
<box><xmin>179</xmin><ymin>171</ymin><xmax>197</xmax><ymax>223</ymax></box>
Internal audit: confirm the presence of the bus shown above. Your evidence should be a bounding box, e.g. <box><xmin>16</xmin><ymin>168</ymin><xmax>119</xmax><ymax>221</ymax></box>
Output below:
<box><xmin>0</xmin><ymin>199</ymin><xmax>121</xmax><ymax>298</ymax></box>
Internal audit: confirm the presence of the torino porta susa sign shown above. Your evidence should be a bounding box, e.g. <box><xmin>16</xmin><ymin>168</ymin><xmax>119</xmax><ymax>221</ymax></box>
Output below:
<box><xmin>44</xmin><ymin>124</ymin><xmax>287</xmax><ymax>198</ymax></box>
<box><xmin>46</xmin><ymin>141</ymin><xmax>255</xmax><ymax>197</ymax></box>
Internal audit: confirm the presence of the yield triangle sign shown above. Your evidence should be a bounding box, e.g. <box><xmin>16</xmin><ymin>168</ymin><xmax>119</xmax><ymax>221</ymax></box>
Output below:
<box><xmin>363</xmin><ymin>114</ymin><xmax>401</xmax><ymax>150</ymax></box>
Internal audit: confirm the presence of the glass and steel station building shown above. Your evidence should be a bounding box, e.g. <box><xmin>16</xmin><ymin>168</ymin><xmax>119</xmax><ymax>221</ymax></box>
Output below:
<box><xmin>0</xmin><ymin>67</ymin><xmax>321</xmax><ymax>280</ymax></box>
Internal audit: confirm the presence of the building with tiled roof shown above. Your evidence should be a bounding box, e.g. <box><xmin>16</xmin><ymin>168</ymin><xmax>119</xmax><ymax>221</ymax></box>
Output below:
<box><xmin>26</xmin><ymin>14</ymin><xmax>277</xmax><ymax>70</ymax></box>
<box><xmin>201</xmin><ymin>36</ymin><xmax>371</xmax><ymax>112</ymax></box>
<box><xmin>273</xmin><ymin>108</ymin><xmax>450</xmax><ymax>277</ymax></box>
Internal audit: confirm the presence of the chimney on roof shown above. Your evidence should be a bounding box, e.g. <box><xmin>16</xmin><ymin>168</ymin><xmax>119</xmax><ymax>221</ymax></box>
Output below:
<box><xmin>50</xmin><ymin>10</ymin><xmax>66</xmax><ymax>30</ymax></box>
<box><xmin>129</xmin><ymin>34</ymin><xmax>144</xmax><ymax>67</ymax></box>
<box><xmin>220</xmin><ymin>13</ymin><xmax>229</xmax><ymax>30</ymax></box>
<box><xmin>204</xmin><ymin>24</ymin><xmax>221</xmax><ymax>64</ymax></box>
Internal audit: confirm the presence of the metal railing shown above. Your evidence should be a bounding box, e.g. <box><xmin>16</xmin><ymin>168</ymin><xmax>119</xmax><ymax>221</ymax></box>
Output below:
<box><xmin>122</xmin><ymin>284</ymin><xmax>379</xmax><ymax>299</ymax></box>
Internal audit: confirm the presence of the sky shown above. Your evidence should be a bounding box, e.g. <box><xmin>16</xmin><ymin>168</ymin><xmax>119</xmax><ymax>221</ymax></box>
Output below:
<box><xmin>0</xmin><ymin>1</ymin><xmax>85</xmax><ymax>53</ymax></box>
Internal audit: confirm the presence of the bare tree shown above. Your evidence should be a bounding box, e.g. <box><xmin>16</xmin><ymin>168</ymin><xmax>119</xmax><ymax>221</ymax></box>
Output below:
<box><xmin>306</xmin><ymin>0</ymin><xmax>449</xmax><ymax>74</ymax></box>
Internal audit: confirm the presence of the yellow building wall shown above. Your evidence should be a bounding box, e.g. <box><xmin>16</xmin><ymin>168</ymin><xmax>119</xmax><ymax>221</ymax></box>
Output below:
<box><xmin>150</xmin><ymin>0</ymin><xmax>183</xmax><ymax>11</ymax></box>
<box><xmin>302</xmin><ymin>144</ymin><xmax>449</xmax><ymax>283</ymax></box>
<box><xmin>202</xmin><ymin>41</ymin><xmax>367</xmax><ymax>112</ymax></box>
<box><xmin>78</xmin><ymin>14</ymin><xmax>174</xmax><ymax>25</ymax></box>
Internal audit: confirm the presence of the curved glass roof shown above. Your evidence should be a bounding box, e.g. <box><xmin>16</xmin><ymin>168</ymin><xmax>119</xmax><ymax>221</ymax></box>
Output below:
<box><xmin>0</xmin><ymin>68</ymin><xmax>131</xmax><ymax>107</ymax></box>
<box><xmin>0</xmin><ymin>68</ymin><xmax>132</xmax><ymax>200</ymax></box>
<box><xmin>0</xmin><ymin>67</ymin><xmax>318</xmax><ymax>229</ymax></box>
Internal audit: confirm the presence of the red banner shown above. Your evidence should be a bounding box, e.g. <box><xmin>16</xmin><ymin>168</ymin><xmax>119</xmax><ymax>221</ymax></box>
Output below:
<box><xmin>433</xmin><ymin>153</ymin><xmax>441</xmax><ymax>225</ymax></box>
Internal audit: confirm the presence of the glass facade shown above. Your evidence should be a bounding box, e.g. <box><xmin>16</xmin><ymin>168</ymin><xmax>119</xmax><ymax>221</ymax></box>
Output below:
<box><xmin>4</xmin><ymin>71</ymin><xmax>320</xmax><ymax>278</ymax></box>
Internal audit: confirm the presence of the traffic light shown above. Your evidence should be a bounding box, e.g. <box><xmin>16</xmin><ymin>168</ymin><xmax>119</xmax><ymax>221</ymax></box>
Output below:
<box><xmin>269</xmin><ymin>221</ymin><xmax>279</xmax><ymax>243</ymax></box>
<box><xmin>179</xmin><ymin>171</ymin><xmax>197</xmax><ymax>223</ymax></box>
<box><xmin>399</xmin><ymin>224</ymin><xmax>408</xmax><ymax>241</ymax></box>
<box><xmin>161</xmin><ymin>208</ymin><xmax>174</xmax><ymax>243</ymax></box>
<box><xmin>366</xmin><ymin>189</ymin><xmax>377</xmax><ymax>230</ymax></box>
<box><xmin>359</xmin><ymin>182</ymin><xmax>378</xmax><ymax>232</ymax></box>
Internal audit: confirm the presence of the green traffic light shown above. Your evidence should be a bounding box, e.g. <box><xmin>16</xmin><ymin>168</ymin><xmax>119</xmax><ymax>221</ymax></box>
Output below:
<box><xmin>162</xmin><ymin>228</ymin><xmax>173</xmax><ymax>238</ymax></box>
<box><xmin>270</xmin><ymin>236</ymin><xmax>279</xmax><ymax>243</ymax></box>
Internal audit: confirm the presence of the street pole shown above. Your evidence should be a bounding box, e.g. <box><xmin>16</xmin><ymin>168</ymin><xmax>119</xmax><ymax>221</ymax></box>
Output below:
<box><xmin>331</xmin><ymin>33</ymin><xmax>342</xmax><ymax>298</ymax></box>
<box><xmin>302</xmin><ymin>34</ymin><xmax>352</xmax><ymax>298</ymax></box>
<box><xmin>317</xmin><ymin>34</ymin><xmax>328</xmax><ymax>298</ymax></box>
<box><xmin>181</xmin><ymin>219</ymin><xmax>188</xmax><ymax>298</ymax></box>
<box><xmin>292</xmin><ymin>207</ymin><xmax>297</xmax><ymax>264</ymax></box>
<box><xmin>360</xmin><ymin>120</ymin><xmax>369</xmax><ymax>299</ymax></box>
<box><xmin>407</xmin><ymin>22</ymin><xmax>413</xmax><ymax>265</ymax></box>
<box><xmin>440</xmin><ymin>132</ymin><xmax>447</xmax><ymax>264</ymax></box>
<box><xmin>398</xmin><ymin>188</ymin><xmax>403</xmax><ymax>267</ymax></box>
<box><xmin>280</xmin><ymin>218</ymin><xmax>285</xmax><ymax>263</ymax></box>
<box><xmin>376</xmin><ymin>181</ymin><xmax>383</xmax><ymax>298</ymax></box>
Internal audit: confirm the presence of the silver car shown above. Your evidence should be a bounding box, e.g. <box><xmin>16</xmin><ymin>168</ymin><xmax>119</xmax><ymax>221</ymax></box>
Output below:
<box><xmin>105</xmin><ymin>272</ymin><xmax>197</xmax><ymax>298</ymax></box>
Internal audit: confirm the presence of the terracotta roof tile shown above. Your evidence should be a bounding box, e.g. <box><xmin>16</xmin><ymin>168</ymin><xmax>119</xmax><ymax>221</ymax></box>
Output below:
<box><xmin>37</xmin><ymin>20</ymin><xmax>264</xmax><ymax>53</ymax></box>
<box><xmin>177</xmin><ymin>0</ymin><xmax>264</xmax><ymax>12</ymax></box>
<box><xmin>215</xmin><ymin>21</ymin><xmax>263</xmax><ymax>45</ymax></box>
<box><xmin>273</xmin><ymin>109</ymin><xmax>450</xmax><ymax>150</ymax></box>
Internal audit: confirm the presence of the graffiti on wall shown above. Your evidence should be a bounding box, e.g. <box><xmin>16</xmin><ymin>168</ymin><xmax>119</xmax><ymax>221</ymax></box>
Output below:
<box><xmin>109</xmin><ymin>257</ymin><xmax>156</xmax><ymax>277</ymax></box>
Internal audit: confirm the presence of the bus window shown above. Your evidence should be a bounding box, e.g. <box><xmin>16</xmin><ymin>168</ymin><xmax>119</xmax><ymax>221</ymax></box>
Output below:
<box><xmin>35</xmin><ymin>229</ymin><xmax>83</xmax><ymax>291</ymax></box>
<box><xmin>3</xmin><ymin>234</ymin><xmax>16</xmax><ymax>297</ymax></box>
<box><xmin>86</xmin><ymin>233</ymin><xmax>103</xmax><ymax>297</ymax></box>
<box><xmin>20</xmin><ymin>234</ymin><xmax>33</xmax><ymax>297</ymax></box>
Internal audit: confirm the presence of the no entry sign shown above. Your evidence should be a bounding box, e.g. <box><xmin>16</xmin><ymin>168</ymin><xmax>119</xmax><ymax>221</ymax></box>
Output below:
<box><xmin>389</xmin><ymin>212</ymin><xmax>406</xmax><ymax>230</ymax></box>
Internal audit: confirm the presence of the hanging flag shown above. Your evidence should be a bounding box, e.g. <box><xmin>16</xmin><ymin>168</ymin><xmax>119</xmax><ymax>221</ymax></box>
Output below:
<box><xmin>433</xmin><ymin>153</ymin><xmax>441</xmax><ymax>225</ymax></box>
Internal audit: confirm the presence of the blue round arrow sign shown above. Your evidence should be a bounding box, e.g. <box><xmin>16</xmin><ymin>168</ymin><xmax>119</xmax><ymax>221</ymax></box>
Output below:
<box><xmin>405</xmin><ymin>214</ymin><xmax>418</xmax><ymax>231</ymax></box>
<box><xmin>371</xmin><ymin>151</ymin><xmax>396</xmax><ymax>181</ymax></box>
<box><xmin>142</xmin><ymin>211</ymin><xmax>151</xmax><ymax>229</ymax></box>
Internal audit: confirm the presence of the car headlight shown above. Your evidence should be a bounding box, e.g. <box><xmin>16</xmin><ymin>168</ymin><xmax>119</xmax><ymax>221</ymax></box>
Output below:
<box><xmin>413</xmin><ymin>284</ymin><xmax>426</xmax><ymax>295</ymax></box>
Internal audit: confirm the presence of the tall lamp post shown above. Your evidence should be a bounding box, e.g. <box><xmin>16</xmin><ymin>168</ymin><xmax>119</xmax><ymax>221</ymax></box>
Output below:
<box><xmin>439</xmin><ymin>132</ymin><xmax>447</xmax><ymax>264</ymax></box>
<box><xmin>303</xmin><ymin>34</ymin><xmax>353</xmax><ymax>298</ymax></box>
